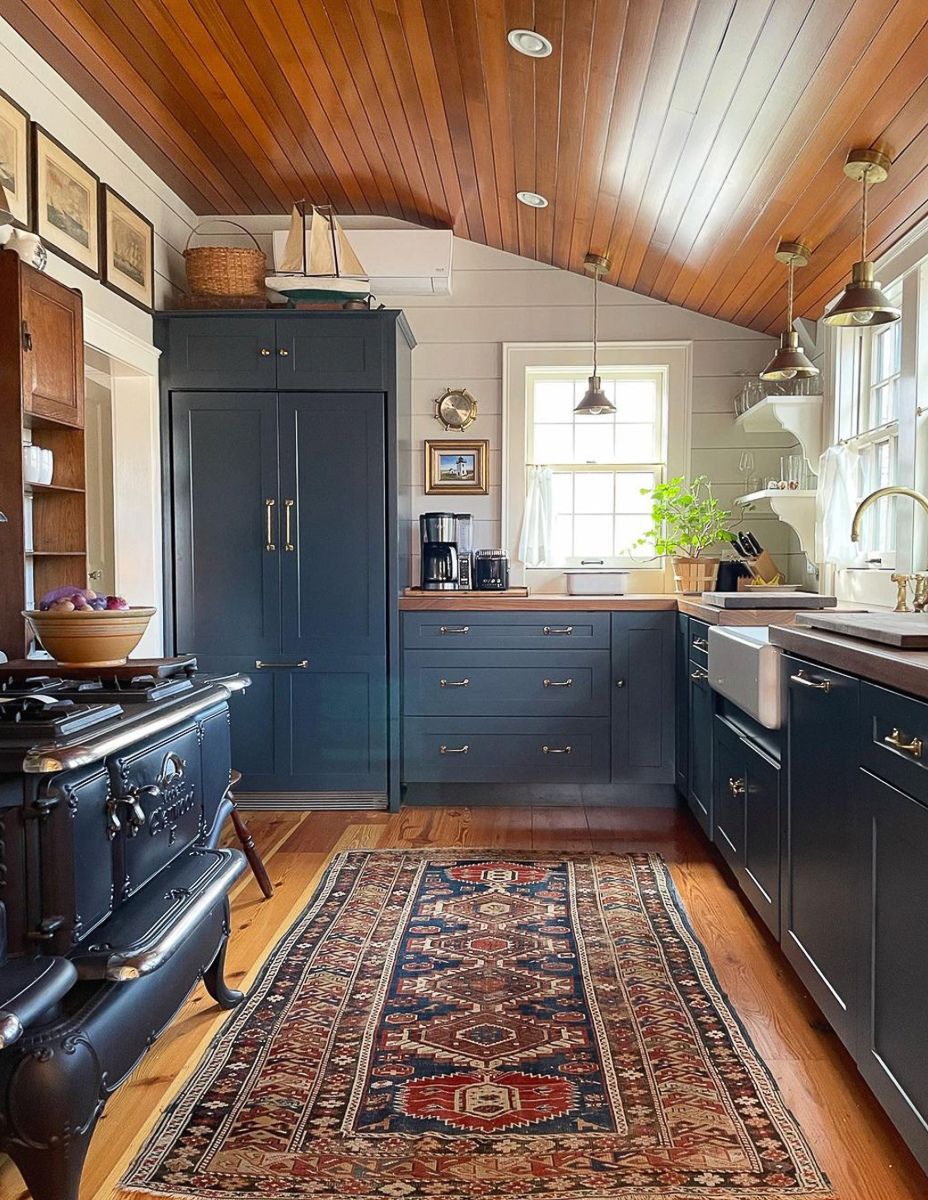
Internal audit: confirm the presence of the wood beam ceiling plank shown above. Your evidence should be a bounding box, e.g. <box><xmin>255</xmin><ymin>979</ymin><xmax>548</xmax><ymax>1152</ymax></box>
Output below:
<box><xmin>474</xmin><ymin>0</ymin><xmax>520</xmax><ymax>256</ymax></box>
<box><xmin>503</xmin><ymin>0</ymin><xmax>537</xmax><ymax>261</ymax></box>
<box><xmin>532</xmin><ymin>0</ymin><xmax>565</xmax><ymax>265</ymax></box>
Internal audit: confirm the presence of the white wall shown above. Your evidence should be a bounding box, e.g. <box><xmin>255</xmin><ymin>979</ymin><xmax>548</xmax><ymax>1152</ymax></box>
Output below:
<box><xmin>0</xmin><ymin>17</ymin><xmax>194</xmax><ymax>340</ymax></box>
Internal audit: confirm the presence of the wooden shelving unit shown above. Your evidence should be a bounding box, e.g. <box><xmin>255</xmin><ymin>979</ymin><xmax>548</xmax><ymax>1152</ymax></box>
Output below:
<box><xmin>0</xmin><ymin>249</ymin><xmax>87</xmax><ymax>659</ymax></box>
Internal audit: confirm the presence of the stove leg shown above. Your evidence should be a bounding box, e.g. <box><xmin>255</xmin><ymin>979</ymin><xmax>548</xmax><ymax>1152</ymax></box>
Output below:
<box><xmin>203</xmin><ymin>904</ymin><xmax>244</xmax><ymax>1010</ymax></box>
<box><xmin>6</xmin><ymin>1113</ymin><xmax>98</xmax><ymax>1200</ymax></box>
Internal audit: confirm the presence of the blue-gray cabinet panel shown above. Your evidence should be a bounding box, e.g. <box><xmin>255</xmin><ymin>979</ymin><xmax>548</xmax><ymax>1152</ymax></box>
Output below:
<box><xmin>279</xmin><ymin>393</ymin><xmax>386</xmax><ymax>659</ymax></box>
<box><xmin>171</xmin><ymin>392</ymin><xmax>281</xmax><ymax>659</ymax></box>
<box><xmin>859</xmin><ymin>681</ymin><xmax>928</xmax><ymax>798</ymax></box>
<box><xmin>277</xmin><ymin>316</ymin><xmax>385</xmax><ymax>390</ymax></box>
<box><xmin>403</xmin><ymin>650</ymin><xmax>610</xmax><ymax>717</ymax></box>
<box><xmin>611</xmin><ymin>612</ymin><xmax>675</xmax><ymax>784</ymax></box>
<box><xmin>857</xmin><ymin>767</ymin><xmax>928</xmax><ymax>1175</ymax></box>
<box><xmin>689</xmin><ymin>619</ymin><xmax>710</xmax><ymax>667</ymax></box>
<box><xmin>675</xmin><ymin>614</ymin><xmax>689</xmax><ymax>794</ymax></box>
<box><xmin>165</xmin><ymin>317</ymin><xmax>277</xmax><ymax>389</ymax></box>
<box><xmin>403</xmin><ymin>610</ymin><xmax>610</xmax><ymax>650</ymax></box>
<box><xmin>687</xmin><ymin>670</ymin><xmax>714</xmax><ymax>836</ymax></box>
<box><xmin>403</xmin><ymin>718</ymin><xmax>610</xmax><ymax>783</ymax></box>
<box><xmin>192</xmin><ymin>655</ymin><xmax>277</xmax><ymax>787</ymax></box>
<box><xmin>783</xmin><ymin>654</ymin><xmax>859</xmax><ymax>1052</ymax></box>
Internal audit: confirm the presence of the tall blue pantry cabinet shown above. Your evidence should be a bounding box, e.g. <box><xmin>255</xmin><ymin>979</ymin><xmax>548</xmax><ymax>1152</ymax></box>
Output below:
<box><xmin>156</xmin><ymin>311</ymin><xmax>414</xmax><ymax>811</ymax></box>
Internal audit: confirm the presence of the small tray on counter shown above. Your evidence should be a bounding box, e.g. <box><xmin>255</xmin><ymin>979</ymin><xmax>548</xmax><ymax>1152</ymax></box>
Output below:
<box><xmin>700</xmin><ymin>591</ymin><xmax>837</xmax><ymax>609</ymax></box>
<box><xmin>403</xmin><ymin>587</ymin><xmax>530</xmax><ymax>597</ymax></box>
<box><xmin>794</xmin><ymin>611</ymin><xmax>928</xmax><ymax>647</ymax></box>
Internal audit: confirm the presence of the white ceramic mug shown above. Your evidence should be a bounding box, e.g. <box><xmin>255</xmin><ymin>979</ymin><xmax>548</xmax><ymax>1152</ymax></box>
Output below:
<box><xmin>22</xmin><ymin>444</ymin><xmax>41</xmax><ymax>484</ymax></box>
<box><xmin>39</xmin><ymin>448</ymin><xmax>54</xmax><ymax>485</ymax></box>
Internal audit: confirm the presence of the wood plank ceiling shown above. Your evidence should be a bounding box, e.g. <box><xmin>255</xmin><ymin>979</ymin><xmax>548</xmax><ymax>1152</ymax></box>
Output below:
<box><xmin>7</xmin><ymin>0</ymin><xmax>928</xmax><ymax>332</ymax></box>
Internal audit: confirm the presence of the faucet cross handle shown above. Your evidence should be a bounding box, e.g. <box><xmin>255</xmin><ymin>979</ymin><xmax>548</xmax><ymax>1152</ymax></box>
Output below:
<box><xmin>913</xmin><ymin>573</ymin><xmax>928</xmax><ymax>613</ymax></box>
<box><xmin>891</xmin><ymin>573</ymin><xmax>912</xmax><ymax>613</ymax></box>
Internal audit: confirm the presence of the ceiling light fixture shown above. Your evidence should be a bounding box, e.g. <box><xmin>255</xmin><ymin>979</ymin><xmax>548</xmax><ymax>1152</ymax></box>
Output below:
<box><xmin>824</xmin><ymin>149</ymin><xmax>900</xmax><ymax>327</ymax></box>
<box><xmin>507</xmin><ymin>28</ymin><xmax>553</xmax><ymax>58</ymax></box>
<box><xmin>575</xmin><ymin>253</ymin><xmax>616</xmax><ymax>416</ymax></box>
<box><xmin>516</xmin><ymin>190</ymin><xmax>548</xmax><ymax>208</ymax></box>
<box><xmin>760</xmin><ymin>241</ymin><xmax>819</xmax><ymax>381</ymax></box>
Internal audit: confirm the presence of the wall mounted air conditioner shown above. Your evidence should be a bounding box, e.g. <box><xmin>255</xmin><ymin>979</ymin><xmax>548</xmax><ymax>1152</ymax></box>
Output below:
<box><xmin>271</xmin><ymin>227</ymin><xmax>453</xmax><ymax>296</ymax></box>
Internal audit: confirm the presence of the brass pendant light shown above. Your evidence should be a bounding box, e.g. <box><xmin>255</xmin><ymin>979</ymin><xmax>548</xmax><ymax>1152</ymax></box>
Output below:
<box><xmin>575</xmin><ymin>253</ymin><xmax>616</xmax><ymax>415</ymax></box>
<box><xmin>824</xmin><ymin>149</ymin><xmax>900</xmax><ymax>327</ymax></box>
<box><xmin>761</xmin><ymin>241</ymin><xmax>819</xmax><ymax>381</ymax></box>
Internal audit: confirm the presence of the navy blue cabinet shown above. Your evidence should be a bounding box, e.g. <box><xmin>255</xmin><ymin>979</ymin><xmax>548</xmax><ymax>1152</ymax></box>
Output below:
<box><xmin>675</xmin><ymin>614</ymin><xmax>689</xmax><ymax>794</ymax></box>
<box><xmin>686</xmin><ymin>619</ymin><xmax>714</xmax><ymax>837</ymax></box>
<box><xmin>783</xmin><ymin>654</ymin><xmax>860</xmax><ymax>1052</ymax></box>
<box><xmin>611</xmin><ymin>612</ymin><xmax>675</xmax><ymax>784</ymax></box>
<box><xmin>159</xmin><ymin>311</ymin><xmax>413</xmax><ymax>809</ymax></box>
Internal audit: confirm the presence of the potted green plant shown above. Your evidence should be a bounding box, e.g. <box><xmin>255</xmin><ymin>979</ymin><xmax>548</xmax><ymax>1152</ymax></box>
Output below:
<box><xmin>636</xmin><ymin>475</ymin><xmax>736</xmax><ymax>593</ymax></box>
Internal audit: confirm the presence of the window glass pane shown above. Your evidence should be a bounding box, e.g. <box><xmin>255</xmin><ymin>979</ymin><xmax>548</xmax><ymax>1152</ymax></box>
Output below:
<box><xmin>550</xmin><ymin>471</ymin><xmax>573</xmax><ymax>513</ymax></box>
<box><xmin>574</xmin><ymin>515</ymin><xmax>613</xmax><ymax>556</ymax></box>
<box><xmin>615</xmin><ymin>515</ymin><xmax>653</xmax><ymax>555</ymax></box>
<box><xmin>615</xmin><ymin>471</ymin><xmax>655</xmax><ymax>513</ymax></box>
<box><xmin>533</xmin><ymin>423</ymin><xmax>573</xmax><ymax>463</ymax></box>
<box><xmin>533</xmin><ymin>379</ymin><xmax>576</xmax><ymax>423</ymax></box>
<box><xmin>574</xmin><ymin>422</ymin><xmax>614</xmax><ymax>462</ymax></box>
<box><xmin>614</xmin><ymin>380</ymin><xmax>656</xmax><ymax>423</ymax></box>
<box><xmin>553</xmin><ymin>515</ymin><xmax>573</xmax><ymax>559</ymax></box>
<box><xmin>614</xmin><ymin>423</ymin><xmax>657</xmax><ymax>462</ymax></box>
<box><xmin>574</xmin><ymin>472</ymin><xmax>614</xmax><ymax>513</ymax></box>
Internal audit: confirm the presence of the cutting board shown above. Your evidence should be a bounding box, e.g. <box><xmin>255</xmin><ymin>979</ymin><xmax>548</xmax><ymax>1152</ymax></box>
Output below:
<box><xmin>700</xmin><ymin>592</ymin><xmax>838</xmax><ymax>609</ymax></box>
<box><xmin>794</xmin><ymin>611</ymin><xmax>928</xmax><ymax>647</ymax></box>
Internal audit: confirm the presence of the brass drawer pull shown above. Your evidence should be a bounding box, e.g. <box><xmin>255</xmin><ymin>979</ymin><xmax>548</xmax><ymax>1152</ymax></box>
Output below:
<box><xmin>440</xmin><ymin>744</ymin><xmax>469</xmax><ymax>755</ymax></box>
<box><xmin>543</xmin><ymin>626</ymin><xmax>574</xmax><ymax>635</ymax></box>
<box><xmin>439</xmin><ymin>625</ymin><xmax>470</xmax><ymax>635</ymax></box>
<box><xmin>542</xmin><ymin>745</ymin><xmax>572</xmax><ymax>755</ymax></box>
<box><xmin>728</xmin><ymin>776</ymin><xmax>746</xmax><ymax>797</ymax></box>
<box><xmin>790</xmin><ymin>671</ymin><xmax>831</xmax><ymax>692</ymax></box>
<box><xmin>284</xmin><ymin>499</ymin><xmax>295</xmax><ymax>551</ymax></box>
<box><xmin>265</xmin><ymin>498</ymin><xmax>276</xmax><ymax>551</ymax></box>
<box><xmin>255</xmin><ymin>660</ymin><xmax>308</xmax><ymax>669</ymax></box>
<box><xmin>692</xmin><ymin>637</ymin><xmax>709</xmax><ymax>650</ymax></box>
<box><xmin>440</xmin><ymin>679</ymin><xmax>469</xmax><ymax>688</ymax></box>
<box><xmin>884</xmin><ymin>728</ymin><xmax>923</xmax><ymax>759</ymax></box>
<box><xmin>543</xmin><ymin>678</ymin><xmax>573</xmax><ymax>688</ymax></box>
<box><xmin>690</xmin><ymin>669</ymin><xmax>708</xmax><ymax>681</ymax></box>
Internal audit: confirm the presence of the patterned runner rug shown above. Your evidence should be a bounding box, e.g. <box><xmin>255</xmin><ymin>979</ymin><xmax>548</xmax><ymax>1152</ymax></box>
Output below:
<box><xmin>121</xmin><ymin>850</ymin><xmax>833</xmax><ymax>1199</ymax></box>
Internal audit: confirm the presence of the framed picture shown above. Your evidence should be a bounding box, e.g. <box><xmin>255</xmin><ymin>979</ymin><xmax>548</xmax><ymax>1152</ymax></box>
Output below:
<box><xmin>101</xmin><ymin>185</ymin><xmax>154</xmax><ymax>311</ymax></box>
<box><xmin>424</xmin><ymin>439</ymin><xmax>489</xmax><ymax>495</ymax></box>
<box><xmin>32</xmin><ymin>125</ymin><xmax>99</xmax><ymax>275</ymax></box>
<box><xmin>0</xmin><ymin>89</ymin><xmax>30</xmax><ymax>229</ymax></box>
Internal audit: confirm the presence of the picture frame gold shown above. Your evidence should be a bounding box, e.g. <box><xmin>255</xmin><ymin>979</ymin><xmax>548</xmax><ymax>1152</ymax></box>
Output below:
<box><xmin>424</xmin><ymin>439</ymin><xmax>489</xmax><ymax>495</ymax></box>
<box><xmin>32</xmin><ymin>125</ymin><xmax>100</xmax><ymax>276</ymax></box>
<box><xmin>101</xmin><ymin>184</ymin><xmax>154</xmax><ymax>312</ymax></box>
<box><xmin>0</xmin><ymin>88</ymin><xmax>31</xmax><ymax>230</ymax></box>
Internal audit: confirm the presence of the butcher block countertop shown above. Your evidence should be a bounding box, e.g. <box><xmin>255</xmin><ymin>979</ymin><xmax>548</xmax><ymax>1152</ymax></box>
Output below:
<box><xmin>398</xmin><ymin>592</ymin><xmax>803</xmax><ymax>625</ymax></box>
<box><xmin>769</xmin><ymin>624</ymin><xmax>928</xmax><ymax>701</ymax></box>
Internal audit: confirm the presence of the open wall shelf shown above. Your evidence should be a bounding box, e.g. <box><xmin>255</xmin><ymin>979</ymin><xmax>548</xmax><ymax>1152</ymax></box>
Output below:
<box><xmin>735</xmin><ymin>395</ymin><xmax>824</xmax><ymax>475</ymax></box>
<box><xmin>736</xmin><ymin>488</ymin><xmax>816</xmax><ymax>557</ymax></box>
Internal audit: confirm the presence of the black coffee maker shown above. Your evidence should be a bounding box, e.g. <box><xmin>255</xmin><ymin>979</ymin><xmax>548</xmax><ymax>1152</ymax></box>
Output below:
<box><xmin>420</xmin><ymin>513</ymin><xmax>462</xmax><ymax>590</ymax></box>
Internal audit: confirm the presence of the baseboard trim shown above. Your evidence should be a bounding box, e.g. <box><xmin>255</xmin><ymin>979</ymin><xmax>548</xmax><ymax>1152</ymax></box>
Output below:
<box><xmin>236</xmin><ymin>792</ymin><xmax>388</xmax><ymax>811</ymax></box>
<box><xmin>401</xmin><ymin>783</ymin><xmax>681</xmax><ymax>807</ymax></box>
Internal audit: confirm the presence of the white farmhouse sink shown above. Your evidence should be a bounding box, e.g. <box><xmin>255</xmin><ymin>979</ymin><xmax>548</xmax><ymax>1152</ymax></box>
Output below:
<box><xmin>708</xmin><ymin>625</ymin><xmax>784</xmax><ymax>729</ymax></box>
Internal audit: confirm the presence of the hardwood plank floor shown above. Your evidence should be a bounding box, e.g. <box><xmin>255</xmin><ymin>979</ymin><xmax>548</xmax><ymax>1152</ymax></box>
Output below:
<box><xmin>1</xmin><ymin>805</ymin><xmax>925</xmax><ymax>1200</ymax></box>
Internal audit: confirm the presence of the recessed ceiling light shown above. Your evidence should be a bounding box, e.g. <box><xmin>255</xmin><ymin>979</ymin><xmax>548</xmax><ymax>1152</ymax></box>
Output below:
<box><xmin>508</xmin><ymin>28</ymin><xmax>553</xmax><ymax>58</ymax></box>
<box><xmin>517</xmin><ymin>190</ymin><xmax>548</xmax><ymax>208</ymax></box>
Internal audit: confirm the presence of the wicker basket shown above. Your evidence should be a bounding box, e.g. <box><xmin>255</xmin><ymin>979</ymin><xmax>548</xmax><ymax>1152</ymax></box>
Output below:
<box><xmin>672</xmin><ymin>556</ymin><xmax>720</xmax><ymax>595</ymax></box>
<box><xmin>184</xmin><ymin>220</ymin><xmax>266</xmax><ymax>297</ymax></box>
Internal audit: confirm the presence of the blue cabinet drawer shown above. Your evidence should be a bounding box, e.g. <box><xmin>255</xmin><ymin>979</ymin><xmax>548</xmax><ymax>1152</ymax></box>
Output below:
<box><xmin>689</xmin><ymin>618</ymin><xmax>710</xmax><ymax>667</ymax></box>
<box><xmin>860</xmin><ymin>681</ymin><xmax>928</xmax><ymax>802</ymax></box>
<box><xmin>403</xmin><ymin>610</ymin><xmax>610</xmax><ymax>650</ymax></box>
<box><xmin>403</xmin><ymin>718</ymin><xmax>610</xmax><ymax>783</ymax></box>
<box><xmin>403</xmin><ymin>650</ymin><xmax>610</xmax><ymax>716</ymax></box>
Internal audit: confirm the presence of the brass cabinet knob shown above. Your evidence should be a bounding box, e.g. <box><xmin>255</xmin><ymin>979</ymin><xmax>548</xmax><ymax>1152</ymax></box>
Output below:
<box><xmin>279</xmin><ymin>348</ymin><xmax>290</xmax><ymax>356</ymax></box>
<box><xmin>615</xmin><ymin>678</ymin><xmax>625</xmax><ymax>688</ymax></box>
<box><xmin>260</xmin><ymin>348</ymin><xmax>271</xmax><ymax>356</ymax></box>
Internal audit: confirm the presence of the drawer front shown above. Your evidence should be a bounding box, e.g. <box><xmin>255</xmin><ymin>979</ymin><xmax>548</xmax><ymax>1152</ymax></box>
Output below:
<box><xmin>403</xmin><ymin>650</ymin><xmax>610</xmax><ymax>716</ymax></box>
<box><xmin>860</xmin><ymin>681</ymin><xmax>928</xmax><ymax>800</ymax></box>
<box><xmin>403</xmin><ymin>610</ymin><xmax>610</xmax><ymax>650</ymax></box>
<box><xmin>403</xmin><ymin>718</ymin><xmax>610</xmax><ymax>783</ymax></box>
<box><xmin>689</xmin><ymin>618</ymin><xmax>710</xmax><ymax>667</ymax></box>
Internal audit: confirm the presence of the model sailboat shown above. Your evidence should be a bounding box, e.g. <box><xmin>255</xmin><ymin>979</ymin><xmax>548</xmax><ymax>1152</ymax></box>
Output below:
<box><xmin>265</xmin><ymin>202</ymin><xmax>371</xmax><ymax>305</ymax></box>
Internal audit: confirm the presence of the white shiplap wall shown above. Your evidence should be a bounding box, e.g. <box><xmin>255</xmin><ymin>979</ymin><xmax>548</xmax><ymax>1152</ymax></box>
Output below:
<box><xmin>0</xmin><ymin>17</ymin><xmax>194</xmax><ymax>344</ymax></box>
<box><xmin>392</xmin><ymin>238</ymin><xmax>804</xmax><ymax>587</ymax></box>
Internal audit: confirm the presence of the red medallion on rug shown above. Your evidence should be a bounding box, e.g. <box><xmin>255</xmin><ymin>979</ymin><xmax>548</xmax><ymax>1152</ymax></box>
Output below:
<box><xmin>120</xmin><ymin>851</ymin><xmax>834</xmax><ymax>1199</ymax></box>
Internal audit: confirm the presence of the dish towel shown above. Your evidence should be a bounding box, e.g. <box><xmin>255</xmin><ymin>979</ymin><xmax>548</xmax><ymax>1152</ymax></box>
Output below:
<box><xmin>518</xmin><ymin>466</ymin><xmax>554</xmax><ymax>566</ymax></box>
<box><xmin>816</xmin><ymin>443</ymin><xmax>861</xmax><ymax>566</ymax></box>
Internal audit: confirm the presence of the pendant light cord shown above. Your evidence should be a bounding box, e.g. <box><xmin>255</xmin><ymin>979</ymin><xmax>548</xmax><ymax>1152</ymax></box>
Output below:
<box><xmin>787</xmin><ymin>256</ymin><xmax>795</xmax><ymax>328</ymax></box>
<box><xmin>592</xmin><ymin>267</ymin><xmax>599</xmax><ymax>376</ymax></box>
<box><xmin>861</xmin><ymin>167</ymin><xmax>870</xmax><ymax>262</ymax></box>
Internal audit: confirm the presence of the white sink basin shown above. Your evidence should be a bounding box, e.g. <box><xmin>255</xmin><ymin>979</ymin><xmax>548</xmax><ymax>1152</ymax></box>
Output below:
<box><xmin>708</xmin><ymin>625</ymin><xmax>784</xmax><ymax>729</ymax></box>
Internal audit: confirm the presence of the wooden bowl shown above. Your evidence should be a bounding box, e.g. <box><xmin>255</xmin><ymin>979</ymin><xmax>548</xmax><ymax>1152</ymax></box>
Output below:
<box><xmin>23</xmin><ymin>607</ymin><xmax>157</xmax><ymax>667</ymax></box>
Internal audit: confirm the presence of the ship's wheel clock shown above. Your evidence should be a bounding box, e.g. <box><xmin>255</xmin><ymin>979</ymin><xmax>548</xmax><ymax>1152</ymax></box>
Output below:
<box><xmin>434</xmin><ymin>387</ymin><xmax>478</xmax><ymax>432</ymax></box>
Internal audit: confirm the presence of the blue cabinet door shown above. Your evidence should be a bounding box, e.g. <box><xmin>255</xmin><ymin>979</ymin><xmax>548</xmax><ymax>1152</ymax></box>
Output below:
<box><xmin>276</xmin><ymin>316</ymin><xmax>386</xmax><ymax>390</ymax></box>
<box><xmin>675</xmin><ymin>614</ymin><xmax>689</xmax><ymax>794</ymax></box>
<box><xmin>611</xmin><ymin>612</ymin><xmax>675</xmax><ymax>784</ymax></box>
<box><xmin>171</xmin><ymin>392</ymin><xmax>281</xmax><ymax>659</ymax></box>
<box><xmin>688</xmin><ymin>670</ymin><xmax>714</xmax><ymax>836</ymax></box>
<box><xmin>783</xmin><ymin>654</ymin><xmax>859</xmax><ymax>1053</ymax></box>
<box><xmin>165</xmin><ymin>318</ymin><xmax>278</xmax><ymax>389</ymax></box>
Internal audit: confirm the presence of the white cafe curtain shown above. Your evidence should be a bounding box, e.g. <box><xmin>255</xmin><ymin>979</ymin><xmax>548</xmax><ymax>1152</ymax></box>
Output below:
<box><xmin>518</xmin><ymin>466</ymin><xmax>554</xmax><ymax>567</ymax></box>
<box><xmin>816</xmin><ymin>443</ymin><xmax>861</xmax><ymax>567</ymax></box>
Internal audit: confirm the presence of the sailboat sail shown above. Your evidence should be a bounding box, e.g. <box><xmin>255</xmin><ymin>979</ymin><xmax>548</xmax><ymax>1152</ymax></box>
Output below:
<box><xmin>266</xmin><ymin>202</ymin><xmax>370</xmax><ymax>304</ymax></box>
<box><xmin>334</xmin><ymin>215</ymin><xmax>366</xmax><ymax>279</ymax></box>
<box><xmin>277</xmin><ymin>204</ymin><xmax>306</xmax><ymax>274</ymax></box>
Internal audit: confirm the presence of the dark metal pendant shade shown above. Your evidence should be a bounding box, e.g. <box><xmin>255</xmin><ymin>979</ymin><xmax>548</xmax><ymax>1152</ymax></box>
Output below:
<box><xmin>760</xmin><ymin>330</ymin><xmax>819</xmax><ymax>380</ymax></box>
<box><xmin>823</xmin><ymin>260</ymin><xmax>901</xmax><ymax>327</ymax></box>
<box><xmin>575</xmin><ymin>375</ymin><xmax>614</xmax><ymax>415</ymax></box>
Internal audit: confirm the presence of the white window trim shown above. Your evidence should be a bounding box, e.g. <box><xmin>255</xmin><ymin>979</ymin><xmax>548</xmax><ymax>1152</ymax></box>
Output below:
<box><xmin>503</xmin><ymin>342</ymin><xmax>692</xmax><ymax>592</ymax></box>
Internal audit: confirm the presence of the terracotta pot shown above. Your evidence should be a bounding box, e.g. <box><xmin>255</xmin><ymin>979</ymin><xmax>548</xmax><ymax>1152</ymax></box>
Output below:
<box><xmin>671</xmin><ymin>556</ymin><xmax>720</xmax><ymax>595</ymax></box>
<box><xmin>23</xmin><ymin>607</ymin><xmax>157</xmax><ymax>667</ymax></box>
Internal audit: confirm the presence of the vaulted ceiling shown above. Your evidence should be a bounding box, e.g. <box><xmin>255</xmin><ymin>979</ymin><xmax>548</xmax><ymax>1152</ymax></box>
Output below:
<box><xmin>8</xmin><ymin>0</ymin><xmax>928</xmax><ymax>333</ymax></box>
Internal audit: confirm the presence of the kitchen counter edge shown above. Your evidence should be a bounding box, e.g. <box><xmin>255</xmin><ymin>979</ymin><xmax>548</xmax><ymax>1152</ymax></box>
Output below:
<box><xmin>398</xmin><ymin>594</ymin><xmax>801</xmax><ymax>625</ymax></box>
<box><xmin>769</xmin><ymin>624</ymin><xmax>928</xmax><ymax>702</ymax></box>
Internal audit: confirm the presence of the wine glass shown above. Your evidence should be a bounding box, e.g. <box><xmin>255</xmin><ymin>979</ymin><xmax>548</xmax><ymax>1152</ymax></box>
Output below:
<box><xmin>739</xmin><ymin>451</ymin><xmax>757</xmax><ymax>495</ymax></box>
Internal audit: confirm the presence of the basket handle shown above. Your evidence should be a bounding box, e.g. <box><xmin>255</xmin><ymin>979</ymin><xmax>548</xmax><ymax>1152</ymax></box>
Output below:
<box><xmin>184</xmin><ymin>220</ymin><xmax>262</xmax><ymax>254</ymax></box>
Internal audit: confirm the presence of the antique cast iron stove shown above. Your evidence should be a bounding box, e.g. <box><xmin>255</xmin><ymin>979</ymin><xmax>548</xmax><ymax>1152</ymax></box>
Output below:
<box><xmin>0</xmin><ymin>666</ymin><xmax>248</xmax><ymax>1200</ymax></box>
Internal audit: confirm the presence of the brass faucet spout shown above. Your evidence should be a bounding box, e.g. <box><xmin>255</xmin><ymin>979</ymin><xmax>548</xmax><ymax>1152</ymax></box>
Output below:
<box><xmin>850</xmin><ymin>486</ymin><xmax>928</xmax><ymax>544</ymax></box>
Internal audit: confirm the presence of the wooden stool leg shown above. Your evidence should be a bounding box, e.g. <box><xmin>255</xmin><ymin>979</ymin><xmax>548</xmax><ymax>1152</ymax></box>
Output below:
<box><xmin>227</xmin><ymin>772</ymin><xmax>274</xmax><ymax>899</ymax></box>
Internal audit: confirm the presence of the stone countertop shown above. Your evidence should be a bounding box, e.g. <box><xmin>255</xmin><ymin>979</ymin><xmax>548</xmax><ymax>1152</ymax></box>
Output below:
<box><xmin>769</xmin><ymin>624</ymin><xmax>928</xmax><ymax>701</ymax></box>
